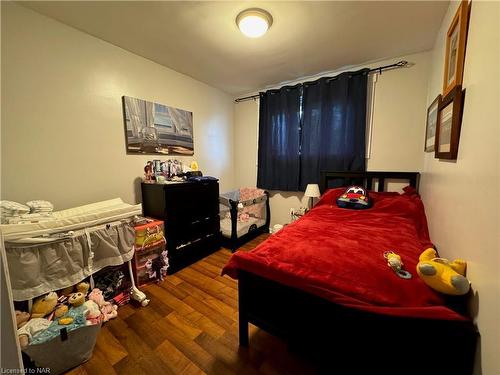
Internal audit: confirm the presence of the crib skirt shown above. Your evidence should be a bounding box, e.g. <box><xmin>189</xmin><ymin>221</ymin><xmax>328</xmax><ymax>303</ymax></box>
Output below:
<box><xmin>5</xmin><ymin>219</ymin><xmax>135</xmax><ymax>301</ymax></box>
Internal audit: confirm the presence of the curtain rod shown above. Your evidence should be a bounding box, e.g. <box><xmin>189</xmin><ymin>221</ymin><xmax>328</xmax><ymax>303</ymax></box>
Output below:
<box><xmin>234</xmin><ymin>60</ymin><xmax>410</xmax><ymax>103</ymax></box>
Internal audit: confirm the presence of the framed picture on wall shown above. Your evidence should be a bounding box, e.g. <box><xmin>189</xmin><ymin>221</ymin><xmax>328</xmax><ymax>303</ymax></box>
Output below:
<box><xmin>122</xmin><ymin>96</ymin><xmax>194</xmax><ymax>155</ymax></box>
<box><xmin>442</xmin><ymin>0</ymin><xmax>470</xmax><ymax>96</ymax></box>
<box><xmin>424</xmin><ymin>94</ymin><xmax>441</xmax><ymax>152</ymax></box>
<box><xmin>435</xmin><ymin>86</ymin><xmax>465</xmax><ymax>160</ymax></box>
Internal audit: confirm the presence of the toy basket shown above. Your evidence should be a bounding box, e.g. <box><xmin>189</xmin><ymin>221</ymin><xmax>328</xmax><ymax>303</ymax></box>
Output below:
<box><xmin>23</xmin><ymin>323</ymin><xmax>101</xmax><ymax>375</ymax></box>
<box><xmin>219</xmin><ymin>188</ymin><xmax>270</xmax><ymax>251</ymax></box>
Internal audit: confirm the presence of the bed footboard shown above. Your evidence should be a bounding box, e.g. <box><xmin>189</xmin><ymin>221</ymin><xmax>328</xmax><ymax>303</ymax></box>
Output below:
<box><xmin>238</xmin><ymin>270</ymin><xmax>478</xmax><ymax>374</ymax></box>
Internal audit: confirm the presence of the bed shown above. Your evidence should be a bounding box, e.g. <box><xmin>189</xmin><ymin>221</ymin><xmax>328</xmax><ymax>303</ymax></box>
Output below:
<box><xmin>1</xmin><ymin>198</ymin><xmax>142</xmax><ymax>301</ymax></box>
<box><xmin>222</xmin><ymin>171</ymin><xmax>478</xmax><ymax>374</ymax></box>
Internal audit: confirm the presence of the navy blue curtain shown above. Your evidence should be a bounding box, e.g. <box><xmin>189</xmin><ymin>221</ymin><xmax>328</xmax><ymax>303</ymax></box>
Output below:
<box><xmin>300</xmin><ymin>69</ymin><xmax>369</xmax><ymax>190</ymax></box>
<box><xmin>257</xmin><ymin>85</ymin><xmax>302</xmax><ymax>191</ymax></box>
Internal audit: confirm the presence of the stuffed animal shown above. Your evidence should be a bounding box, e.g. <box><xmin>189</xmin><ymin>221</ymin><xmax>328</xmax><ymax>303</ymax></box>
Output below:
<box><xmin>54</xmin><ymin>305</ymin><xmax>68</xmax><ymax>318</ymax></box>
<box><xmin>17</xmin><ymin>318</ymin><xmax>51</xmax><ymax>348</ymax></box>
<box><xmin>88</xmin><ymin>288</ymin><xmax>117</xmax><ymax>322</ymax></box>
<box><xmin>68</xmin><ymin>292</ymin><xmax>85</xmax><ymax>307</ymax></box>
<box><xmin>88</xmin><ymin>288</ymin><xmax>105</xmax><ymax>306</ymax></box>
<box><xmin>336</xmin><ymin>186</ymin><xmax>372</xmax><ymax>209</ymax></box>
<box><xmin>31</xmin><ymin>292</ymin><xmax>58</xmax><ymax>318</ymax></box>
<box><xmin>76</xmin><ymin>282</ymin><xmax>90</xmax><ymax>296</ymax></box>
<box><xmin>416</xmin><ymin>248</ymin><xmax>470</xmax><ymax>295</ymax></box>
<box><xmin>83</xmin><ymin>300</ymin><xmax>102</xmax><ymax>326</ymax></box>
<box><xmin>16</xmin><ymin>310</ymin><xmax>30</xmax><ymax>329</ymax></box>
<box><xmin>101</xmin><ymin>302</ymin><xmax>118</xmax><ymax>322</ymax></box>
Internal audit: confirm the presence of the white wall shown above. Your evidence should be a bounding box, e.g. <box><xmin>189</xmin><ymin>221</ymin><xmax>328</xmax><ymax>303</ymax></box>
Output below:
<box><xmin>1</xmin><ymin>3</ymin><xmax>235</xmax><ymax>209</ymax></box>
<box><xmin>233</xmin><ymin>51</ymin><xmax>431</xmax><ymax>226</ymax></box>
<box><xmin>420</xmin><ymin>2</ymin><xmax>500</xmax><ymax>374</ymax></box>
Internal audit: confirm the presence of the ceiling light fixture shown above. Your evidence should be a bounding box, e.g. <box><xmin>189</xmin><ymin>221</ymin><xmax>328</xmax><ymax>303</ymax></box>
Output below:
<box><xmin>236</xmin><ymin>8</ymin><xmax>273</xmax><ymax>38</ymax></box>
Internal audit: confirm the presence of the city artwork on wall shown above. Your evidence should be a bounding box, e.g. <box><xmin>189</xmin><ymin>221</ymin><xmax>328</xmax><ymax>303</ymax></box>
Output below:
<box><xmin>122</xmin><ymin>96</ymin><xmax>194</xmax><ymax>155</ymax></box>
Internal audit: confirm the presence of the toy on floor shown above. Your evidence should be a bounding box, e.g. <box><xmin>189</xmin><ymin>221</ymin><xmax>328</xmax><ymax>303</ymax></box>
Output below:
<box><xmin>31</xmin><ymin>292</ymin><xmax>58</xmax><ymax>318</ymax></box>
<box><xmin>384</xmin><ymin>251</ymin><xmax>412</xmax><ymax>279</ymax></box>
<box><xmin>416</xmin><ymin>248</ymin><xmax>470</xmax><ymax>295</ymax></box>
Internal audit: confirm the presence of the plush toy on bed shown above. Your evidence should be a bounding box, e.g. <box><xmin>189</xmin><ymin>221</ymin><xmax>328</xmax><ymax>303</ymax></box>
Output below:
<box><xmin>416</xmin><ymin>248</ymin><xmax>470</xmax><ymax>295</ymax></box>
<box><xmin>336</xmin><ymin>186</ymin><xmax>372</xmax><ymax>209</ymax></box>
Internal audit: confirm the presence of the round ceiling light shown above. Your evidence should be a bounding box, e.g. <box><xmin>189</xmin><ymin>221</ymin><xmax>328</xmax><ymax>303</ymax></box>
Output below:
<box><xmin>236</xmin><ymin>8</ymin><xmax>273</xmax><ymax>38</ymax></box>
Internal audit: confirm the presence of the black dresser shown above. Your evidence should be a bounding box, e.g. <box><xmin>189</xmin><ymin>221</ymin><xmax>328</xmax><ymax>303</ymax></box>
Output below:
<box><xmin>141</xmin><ymin>180</ymin><xmax>221</xmax><ymax>273</ymax></box>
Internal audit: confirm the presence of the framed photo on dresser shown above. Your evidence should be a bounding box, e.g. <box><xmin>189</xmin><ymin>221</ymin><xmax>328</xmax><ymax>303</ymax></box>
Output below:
<box><xmin>425</xmin><ymin>94</ymin><xmax>441</xmax><ymax>152</ymax></box>
<box><xmin>435</xmin><ymin>86</ymin><xmax>465</xmax><ymax>160</ymax></box>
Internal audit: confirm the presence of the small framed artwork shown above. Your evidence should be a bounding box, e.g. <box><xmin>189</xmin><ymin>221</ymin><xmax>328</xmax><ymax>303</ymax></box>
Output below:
<box><xmin>442</xmin><ymin>0</ymin><xmax>470</xmax><ymax>96</ymax></box>
<box><xmin>425</xmin><ymin>94</ymin><xmax>441</xmax><ymax>152</ymax></box>
<box><xmin>435</xmin><ymin>86</ymin><xmax>465</xmax><ymax>160</ymax></box>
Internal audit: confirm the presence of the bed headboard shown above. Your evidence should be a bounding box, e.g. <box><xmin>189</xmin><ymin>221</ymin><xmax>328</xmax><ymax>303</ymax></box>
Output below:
<box><xmin>319</xmin><ymin>171</ymin><xmax>420</xmax><ymax>193</ymax></box>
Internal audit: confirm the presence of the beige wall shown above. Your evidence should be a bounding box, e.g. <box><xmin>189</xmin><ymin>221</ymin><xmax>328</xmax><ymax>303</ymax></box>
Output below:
<box><xmin>1</xmin><ymin>3</ymin><xmax>235</xmax><ymax>209</ymax></box>
<box><xmin>234</xmin><ymin>51</ymin><xmax>431</xmax><ymax>226</ymax></box>
<box><xmin>420</xmin><ymin>2</ymin><xmax>500</xmax><ymax>375</ymax></box>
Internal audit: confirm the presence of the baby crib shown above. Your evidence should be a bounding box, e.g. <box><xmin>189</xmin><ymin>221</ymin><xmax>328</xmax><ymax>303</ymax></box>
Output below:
<box><xmin>219</xmin><ymin>188</ymin><xmax>270</xmax><ymax>251</ymax></box>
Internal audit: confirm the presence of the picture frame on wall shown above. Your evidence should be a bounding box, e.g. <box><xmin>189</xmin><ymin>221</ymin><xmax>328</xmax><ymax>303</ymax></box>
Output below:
<box><xmin>425</xmin><ymin>94</ymin><xmax>441</xmax><ymax>152</ymax></box>
<box><xmin>435</xmin><ymin>86</ymin><xmax>465</xmax><ymax>160</ymax></box>
<box><xmin>442</xmin><ymin>0</ymin><xmax>470</xmax><ymax>96</ymax></box>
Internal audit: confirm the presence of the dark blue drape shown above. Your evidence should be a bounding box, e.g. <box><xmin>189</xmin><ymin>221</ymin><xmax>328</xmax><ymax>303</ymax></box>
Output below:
<box><xmin>300</xmin><ymin>69</ymin><xmax>369</xmax><ymax>190</ymax></box>
<box><xmin>257</xmin><ymin>85</ymin><xmax>301</xmax><ymax>191</ymax></box>
<box><xmin>257</xmin><ymin>69</ymin><xmax>368</xmax><ymax>191</ymax></box>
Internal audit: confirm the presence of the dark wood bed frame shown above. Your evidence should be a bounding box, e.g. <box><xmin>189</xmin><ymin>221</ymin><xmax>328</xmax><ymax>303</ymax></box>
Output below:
<box><xmin>237</xmin><ymin>171</ymin><xmax>478</xmax><ymax>374</ymax></box>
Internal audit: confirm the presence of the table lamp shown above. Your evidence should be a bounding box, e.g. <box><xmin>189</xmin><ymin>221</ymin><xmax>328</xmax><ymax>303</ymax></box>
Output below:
<box><xmin>304</xmin><ymin>184</ymin><xmax>321</xmax><ymax>209</ymax></box>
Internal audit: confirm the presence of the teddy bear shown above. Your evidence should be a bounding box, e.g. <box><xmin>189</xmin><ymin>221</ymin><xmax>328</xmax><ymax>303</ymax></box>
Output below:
<box><xmin>31</xmin><ymin>292</ymin><xmax>58</xmax><ymax>318</ymax></box>
<box><xmin>416</xmin><ymin>248</ymin><xmax>470</xmax><ymax>295</ymax></box>
<box><xmin>88</xmin><ymin>288</ymin><xmax>117</xmax><ymax>322</ymax></box>
<box><xmin>68</xmin><ymin>292</ymin><xmax>85</xmax><ymax>307</ymax></box>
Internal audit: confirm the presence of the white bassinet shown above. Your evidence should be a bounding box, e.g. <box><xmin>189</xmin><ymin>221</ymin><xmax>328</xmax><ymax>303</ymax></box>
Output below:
<box><xmin>1</xmin><ymin>198</ymin><xmax>142</xmax><ymax>301</ymax></box>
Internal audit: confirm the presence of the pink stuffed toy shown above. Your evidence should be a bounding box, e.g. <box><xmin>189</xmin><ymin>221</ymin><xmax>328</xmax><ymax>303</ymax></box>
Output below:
<box><xmin>88</xmin><ymin>288</ymin><xmax>118</xmax><ymax>323</ymax></box>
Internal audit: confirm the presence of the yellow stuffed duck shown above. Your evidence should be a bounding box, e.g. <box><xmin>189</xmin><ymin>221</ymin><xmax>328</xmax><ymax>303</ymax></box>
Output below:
<box><xmin>416</xmin><ymin>248</ymin><xmax>470</xmax><ymax>295</ymax></box>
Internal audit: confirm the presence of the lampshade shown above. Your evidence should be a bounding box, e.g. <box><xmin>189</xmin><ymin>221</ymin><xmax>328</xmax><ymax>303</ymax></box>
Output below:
<box><xmin>304</xmin><ymin>184</ymin><xmax>321</xmax><ymax>198</ymax></box>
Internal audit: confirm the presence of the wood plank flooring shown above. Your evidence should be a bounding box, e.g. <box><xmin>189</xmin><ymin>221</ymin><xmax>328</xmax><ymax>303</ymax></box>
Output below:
<box><xmin>66</xmin><ymin>234</ymin><xmax>317</xmax><ymax>375</ymax></box>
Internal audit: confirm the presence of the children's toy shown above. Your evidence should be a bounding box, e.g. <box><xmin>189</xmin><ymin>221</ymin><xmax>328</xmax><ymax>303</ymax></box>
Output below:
<box><xmin>88</xmin><ymin>288</ymin><xmax>118</xmax><ymax>322</ymax></box>
<box><xmin>31</xmin><ymin>292</ymin><xmax>58</xmax><ymax>318</ymax></box>
<box><xmin>416</xmin><ymin>248</ymin><xmax>470</xmax><ymax>295</ymax></box>
<box><xmin>101</xmin><ymin>302</ymin><xmax>118</xmax><ymax>322</ymax></box>
<box><xmin>58</xmin><ymin>317</ymin><xmax>74</xmax><ymax>325</ymax></box>
<box><xmin>54</xmin><ymin>305</ymin><xmax>68</xmax><ymax>318</ymax></box>
<box><xmin>336</xmin><ymin>186</ymin><xmax>372</xmax><ymax>209</ymax></box>
<box><xmin>17</xmin><ymin>318</ymin><xmax>51</xmax><ymax>348</ymax></box>
<box><xmin>68</xmin><ymin>292</ymin><xmax>85</xmax><ymax>307</ymax></box>
<box><xmin>83</xmin><ymin>300</ymin><xmax>102</xmax><ymax>325</ymax></box>
<box><xmin>384</xmin><ymin>251</ymin><xmax>412</xmax><ymax>279</ymax></box>
<box><xmin>16</xmin><ymin>310</ymin><xmax>30</xmax><ymax>328</ymax></box>
<box><xmin>76</xmin><ymin>282</ymin><xmax>90</xmax><ymax>296</ymax></box>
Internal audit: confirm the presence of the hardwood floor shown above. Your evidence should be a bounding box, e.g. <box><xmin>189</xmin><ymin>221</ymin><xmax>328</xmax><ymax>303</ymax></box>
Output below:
<box><xmin>66</xmin><ymin>234</ymin><xmax>317</xmax><ymax>375</ymax></box>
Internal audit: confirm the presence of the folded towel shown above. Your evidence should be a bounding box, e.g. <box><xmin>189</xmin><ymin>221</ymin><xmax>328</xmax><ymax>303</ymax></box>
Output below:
<box><xmin>26</xmin><ymin>200</ymin><xmax>54</xmax><ymax>213</ymax></box>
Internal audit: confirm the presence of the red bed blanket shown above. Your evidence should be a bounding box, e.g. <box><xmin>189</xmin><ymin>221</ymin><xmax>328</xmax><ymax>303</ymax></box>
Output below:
<box><xmin>222</xmin><ymin>187</ymin><xmax>468</xmax><ymax>321</ymax></box>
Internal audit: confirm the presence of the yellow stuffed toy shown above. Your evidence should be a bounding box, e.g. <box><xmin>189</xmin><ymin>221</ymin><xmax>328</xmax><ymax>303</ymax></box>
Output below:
<box><xmin>416</xmin><ymin>248</ymin><xmax>470</xmax><ymax>295</ymax></box>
